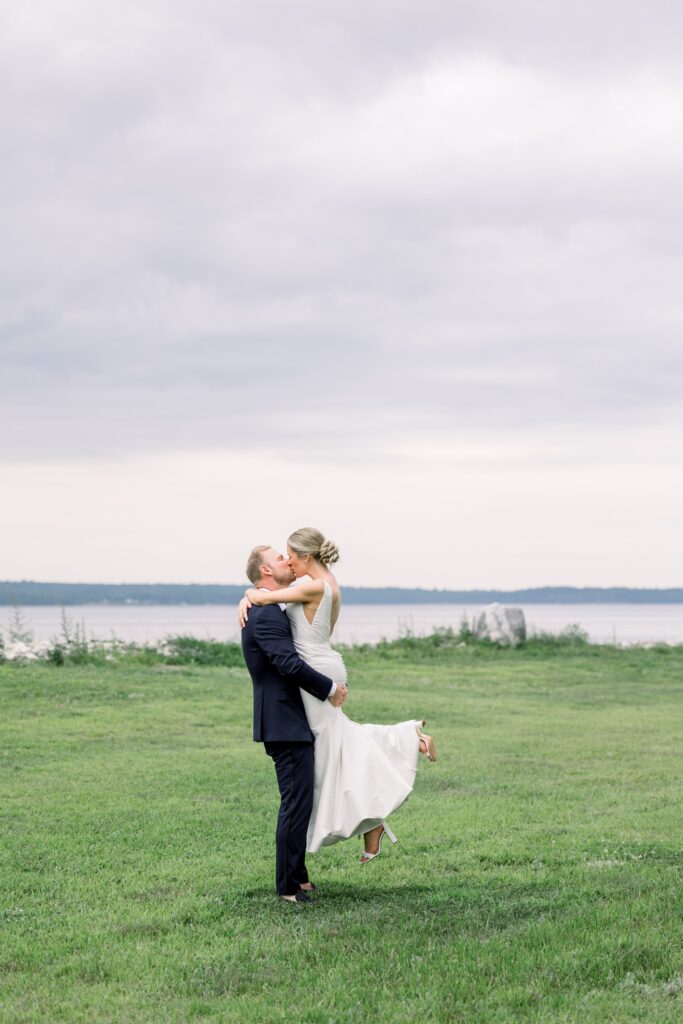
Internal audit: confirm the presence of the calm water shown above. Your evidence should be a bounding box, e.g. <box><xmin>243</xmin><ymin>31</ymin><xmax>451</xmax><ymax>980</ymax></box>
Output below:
<box><xmin>5</xmin><ymin>603</ymin><xmax>683</xmax><ymax>646</ymax></box>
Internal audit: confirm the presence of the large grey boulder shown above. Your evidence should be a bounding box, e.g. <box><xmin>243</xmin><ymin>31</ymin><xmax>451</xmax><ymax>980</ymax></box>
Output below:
<box><xmin>473</xmin><ymin>603</ymin><xmax>526</xmax><ymax>646</ymax></box>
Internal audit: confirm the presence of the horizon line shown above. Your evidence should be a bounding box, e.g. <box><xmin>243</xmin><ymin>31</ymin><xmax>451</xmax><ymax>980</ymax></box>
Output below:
<box><xmin>2</xmin><ymin>581</ymin><xmax>683</xmax><ymax>592</ymax></box>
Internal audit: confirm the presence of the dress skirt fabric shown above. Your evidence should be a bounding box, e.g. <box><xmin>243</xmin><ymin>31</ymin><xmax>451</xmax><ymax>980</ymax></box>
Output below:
<box><xmin>287</xmin><ymin>582</ymin><xmax>421</xmax><ymax>853</ymax></box>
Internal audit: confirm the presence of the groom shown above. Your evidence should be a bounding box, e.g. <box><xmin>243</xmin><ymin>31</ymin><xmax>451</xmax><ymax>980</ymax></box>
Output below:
<box><xmin>241</xmin><ymin>545</ymin><xmax>348</xmax><ymax>904</ymax></box>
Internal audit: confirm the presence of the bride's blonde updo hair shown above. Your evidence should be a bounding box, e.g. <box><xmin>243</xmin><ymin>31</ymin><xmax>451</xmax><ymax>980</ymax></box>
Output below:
<box><xmin>287</xmin><ymin>527</ymin><xmax>340</xmax><ymax>567</ymax></box>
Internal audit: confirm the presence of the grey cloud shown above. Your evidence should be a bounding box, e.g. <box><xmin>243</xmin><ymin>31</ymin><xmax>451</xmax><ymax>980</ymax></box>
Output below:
<box><xmin>2</xmin><ymin>2</ymin><xmax>683</xmax><ymax>463</ymax></box>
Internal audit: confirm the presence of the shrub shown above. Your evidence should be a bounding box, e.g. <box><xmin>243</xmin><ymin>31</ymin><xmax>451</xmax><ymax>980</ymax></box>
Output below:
<box><xmin>161</xmin><ymin>635</ymin><xmax>244</xmax><ymax>667</ymax></box>
<box><xmin>6</xmin><ymin>603</ymin><xmax>34</xmax><ymax>645</ymax></box>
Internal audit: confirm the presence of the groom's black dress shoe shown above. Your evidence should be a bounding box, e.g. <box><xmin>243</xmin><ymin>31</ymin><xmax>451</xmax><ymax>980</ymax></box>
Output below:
<box><xmin>280</xmin><ymin>891</ymin><xmax>310</xmax><ymax>904</ymax></box>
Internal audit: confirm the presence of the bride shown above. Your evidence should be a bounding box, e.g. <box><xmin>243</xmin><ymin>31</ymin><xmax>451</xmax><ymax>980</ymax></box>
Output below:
<box><xmin>238</xmin><ymin>526</ymin><xmax>437</xmax><ymax>863</ymax></box>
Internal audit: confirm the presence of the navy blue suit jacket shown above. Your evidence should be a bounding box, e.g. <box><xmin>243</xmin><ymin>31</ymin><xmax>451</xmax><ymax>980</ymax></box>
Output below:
<box><xmin>241</xmin><ymin>604</ymin><xmax>334</xmax><ymax>743</ymax></box>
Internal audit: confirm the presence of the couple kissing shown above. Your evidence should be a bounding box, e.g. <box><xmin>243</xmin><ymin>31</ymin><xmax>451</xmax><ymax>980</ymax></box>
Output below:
<box><xmin>240</xmin><ymin>527</ymin><xmax>437</xmax><ymax>904</ymax></box>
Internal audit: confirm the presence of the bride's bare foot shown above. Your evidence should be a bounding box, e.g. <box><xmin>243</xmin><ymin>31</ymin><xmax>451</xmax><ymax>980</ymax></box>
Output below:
<box><xmin>416</xmin><ymin>723</ymin><xmax>437</xmax><ymax>761</ymax></box>
<box><xmin>359</xmin><ymin>822</ymin><xmax>397</xmax><ymax>863</ymax></box>
<box><xmin>362</xmin><ymin>824</ymin><xmax>384</xmax><ymax>857</ymax></box>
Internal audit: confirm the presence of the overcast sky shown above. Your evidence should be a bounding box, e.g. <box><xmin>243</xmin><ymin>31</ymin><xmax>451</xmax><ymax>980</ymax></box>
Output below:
<box><xmin>2</xmin><ymin>2</ymin><xmax>682</xmax><ymax>588</ymax></box>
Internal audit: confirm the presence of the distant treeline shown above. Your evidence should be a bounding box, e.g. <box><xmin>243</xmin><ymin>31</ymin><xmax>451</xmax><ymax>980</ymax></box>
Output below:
<box><xmin>1</xmin><ymin>581</ymin><xmax>683</xmax><ymax>606</ymax></box>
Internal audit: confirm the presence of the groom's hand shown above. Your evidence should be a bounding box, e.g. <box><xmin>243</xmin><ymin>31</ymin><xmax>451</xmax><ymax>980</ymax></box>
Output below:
<box><xmin>328</xmin><ymin>684</ymin><xmax>348</xmax><ymax>707</ymax></box>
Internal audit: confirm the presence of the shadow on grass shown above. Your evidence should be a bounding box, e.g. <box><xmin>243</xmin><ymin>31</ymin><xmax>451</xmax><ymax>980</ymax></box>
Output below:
<box><xmin>235</xmin><ymin>876</ymin><xmax>570</xmax><ymax>934</ymax></box>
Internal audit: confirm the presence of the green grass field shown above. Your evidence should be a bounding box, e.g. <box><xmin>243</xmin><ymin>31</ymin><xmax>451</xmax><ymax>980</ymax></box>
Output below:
<box><xmin>2</xmin><ymin>639</ymin><xmax>682</xmax><ymax>1023</ymax></box>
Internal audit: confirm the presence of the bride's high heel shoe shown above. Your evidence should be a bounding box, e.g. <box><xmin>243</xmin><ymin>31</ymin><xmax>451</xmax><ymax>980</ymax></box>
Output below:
<box><xmin>359</xmin><ymin>822</ymin><xmax>397</xmax><ymax>864</ymax></box>
<box><xmin>416</xmin><ymin>721</ymin><xmax>437</xmax><ymax>762</ymax></box>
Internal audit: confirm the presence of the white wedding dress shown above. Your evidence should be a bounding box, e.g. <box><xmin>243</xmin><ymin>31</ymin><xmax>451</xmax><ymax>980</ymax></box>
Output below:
<box><xmin>287</xmin><ymin>580</ymin><xmax>421</xmax><ymax>853</ymax></box>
